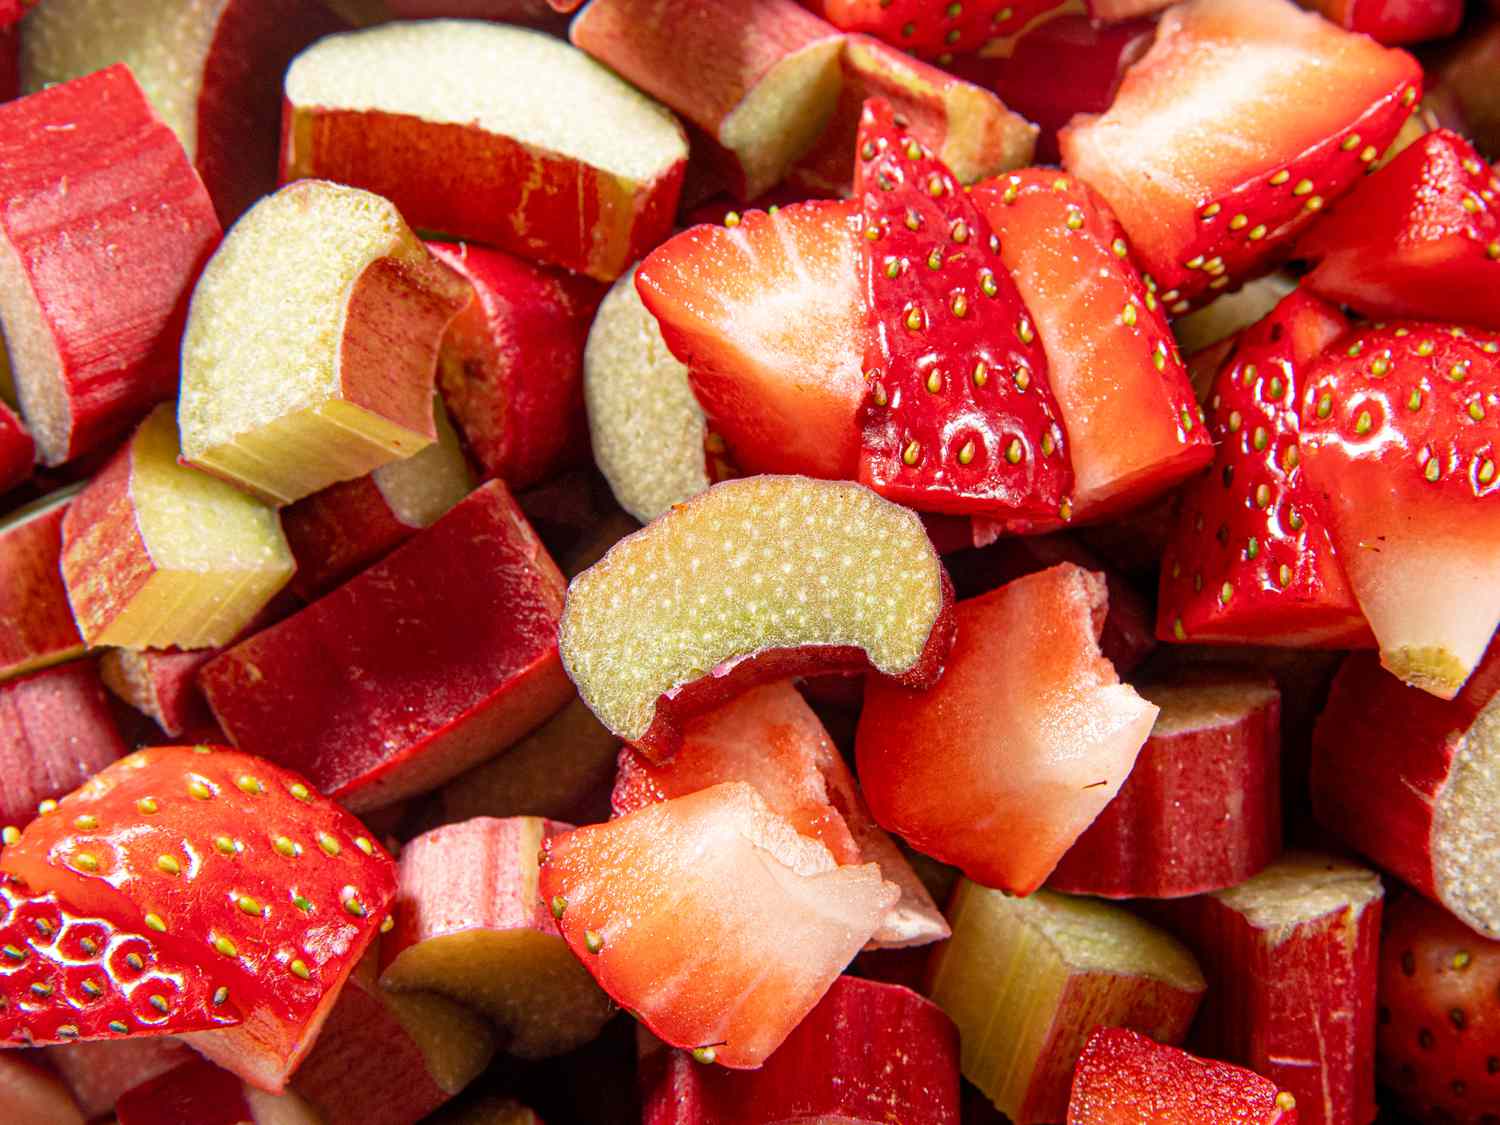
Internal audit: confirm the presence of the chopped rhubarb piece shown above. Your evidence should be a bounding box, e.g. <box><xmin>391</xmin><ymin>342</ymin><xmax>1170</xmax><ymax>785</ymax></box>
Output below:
<box><xmin>1060</xmin><ymin>0</ymin><xmax>1423</xmax><ymax>310</ymax></box>
<box><xmin>976</xmin><ymin>169</ymin><xmax>1210</xmax><ymax>520</ymax></box>
<box><xmin>640</xmin><ymin>976</ymin><xmax>960</xmax><ymax>1124</ymax></box>
<box><xmin>1298</xmin><ymin>321</ymin><xmax>1500</xmax><ymax>697</ymax></box>
<box><xmin>0</xmin><ymin>1055</ymin><xmax>84</xmax><ymax>1125</ymax></box>
<box><xmin>788</xmin><ymin>34</ymin><xmax>1035</xmax><ymax>196</ymax></box>
<box><xmin>19</xmin><ymin>0</ymin><xmax>344</xmax><ymax>224</ymax></box>
<box><xmin>281</xmin><ymin>21</ymin><xmax>687</xmax><ymax>281</ymax></box>
<box><xmin>1049</xmin><ymin>677</ymin><xmax>1282</xmax><ymax>898</ymax></box>
<box><xmin>0</xmin><ymin>489</ymin><xmax>85</xmax><ymax>682</ymax></box>
<box><xmin>1297</xmin><ymin>130</ymin><xmax>1500</xmax><ymax>330</ymax></box>
<box><xmin>292</xmin><ymin>949</ymin><xmax>496</xmax><ymax>1125</ymax></box>
<box><xmin>612</xmin><ymin>682</ymin><xmax>948</xmax><ymax>948</ymax></box>
<box><xmin>1151</xmin><ymin>853</ymin><xmax>1383</xmax><ymax>1125</ymax></box>
<box><xmin>428</xmin><ymin>242</ymin><xmax>604</xmax><ymax>490</ymax></box>
<box><xmin>0</xmin><ymin>65</ymin><xmax>220</xmax><ymax>465</ymax></box>
<box><xmin>858</xmin><ymin>563</ymin><xmax>1158</xmax><ymax>894</ymax></box>
<box><xmin>101</xmin><ymin>649</ymin><xmax>216</xmax><ymax>740</ymax></box>
<box><xmin>558</xmin><ymin>475</ymin><xmax>954</xmax><ymax>759</ymax></box>
<box><xmin>584</xmin><ymin>265</ymin><xmax>709</xmax><ymax>524</ymax></box>
<box><xmin>1172</xmin><ymin>272</ymin><xmax>1298</xmax><ymax>358</ymax></box>
<box><xmin>0</xmin><ymin>746</ymin><xmax>397</xmax><ymax>1089</ymax></box>
<box><xmin>1427</xmin><ymin>20</ymin><xmax>1500</xmax><ymax>161</ymax></box>
<box><xmin>636</xmin><ymin>202</ymin><xmax>865</xmax><ymax>480</ymax></box>
<box><xmin>115</xmin><ymin>1058</ymin><xmax>319</xmax><ymax>1125</ymax></box>
<box><xmin>1311</xmin><ymin>646</ymin><xmax>1500</xmax><ymax>939</ymax></box>
<box><xmin>809</xmin><ymin>0</ymin><xmax>1074</xmax><ymax>60</ymax></box>
<box><xmin>1295</xmin><ymin>0</ymin><xmax>1462</xmax><ymax>44</ymax></box>
<box><xmin>1159</xmin><ymin>291</ymin><xmax>1370</xmax><ymax>648</ymax></box>
<box><xmin>572</xmin><ymin>0</ymin><xmax>842</xmax><ymax>201</ymax></box>
<box><xmin>0</xmin><ymin>660</ymin><xmax>126</xmax><ymax>830</ymax></box>
<box><xmin>202</xmin><ymin>480</ymin><xmax>571</xmax><ymax>812</ymax></box>
<box><xmin>45</xmin><ymin>1038</ymin><xmax>193</xmax><ymax>1120</ymax></box>
<box><xmin>856</xmin><ymin>101</ymin><xmax>1071</xmax><ymax>521</ymax></box>
<box><xmin>178</xmin><ymin>180</ymin><xmax>470</xmax><ymax>506</ymax></box>
<box><xmin>540</xmin><ymin>783</ymin><xmax>897</xmax><ymax>1068</ymax></box>
<box><xmin>282</xmin><ymin>398</ymin><xmax>474</xmax><ymax>601</ymax></box>
<box><xmin>0</xmin><ymin>401</ymin><xmax>31</xmax><ymax>494</ymax></box>
<box><xmin>929</xmin><ymin>881</ymin><xmax>1206</xmax><ymax>1124</ymax></box>
<box><xmin>380</xmin><ymin>817</ymin><xmax>612</xmax><ymax>1058</ymax></box>
<box><xmin>1067</xmin><ymin>1027</ymin><xmax>1299</xmax><ymax>1125</ymax></box>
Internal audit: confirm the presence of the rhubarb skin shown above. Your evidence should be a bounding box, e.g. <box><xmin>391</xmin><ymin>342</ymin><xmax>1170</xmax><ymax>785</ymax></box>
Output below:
<box><xmin>115</xmin><ymin>1058</ymin><xmax>321</xmax><ymax>1125</ymax></box>
<box><xmin>100</xmin><ymin>648</ymin><xmax>216</xmax><ymax>739</ymax></box>
<box><xmin>1149</xmin><ymin>853</ymin><xmax>1384</xmax><ymax>1125</ymax></box>
<box><xmin>0</xmin><ymin>489</ymin><xmax>85</xmax><ymax>683</ymax></box>
<box><xmin>0</xmin><ymin>1055</ymin><xmax>85</xmax><ymax>1125</ymax></box>
<box><xmin>44</xmin><ymin>1038</ymin><xmax>194</xmax><ymax>1120</ymax></box>
<box><xmin>0</xmin><ymin>660</ymin><xmax>126</xmax><ymax>829</ymax></box>
<box><xmin>0</xmin><ymin>65</ymin><xmax>220</xmax><ymax>465</ymax></box>
<box><xmin>202</xmin><ymin>480</ymin><xmax>572</xmax><ymax>812</ymax></box>
<box><xmin>571</xmin><ymin>0</ymin><xmax>844</xmax><ymax>201</ymax></box>
<box><xmin>640</xmin><ymin>976</ymin><xmax>961</xmax><ymax>1125</ymax></box>
<box><xmin>428</xmin><ymin>242</ymin><xmax>606</xmax><ymax>490</ymax></box>
<box><xmin>0</xmin><ymin>400</ymin><xmax>31</xmax><ymax>494</ymax></box>
<box><xmin>1049</xmin><ymin>676</ymin><xmax>1282</xmax><ymax>899</ymax></box>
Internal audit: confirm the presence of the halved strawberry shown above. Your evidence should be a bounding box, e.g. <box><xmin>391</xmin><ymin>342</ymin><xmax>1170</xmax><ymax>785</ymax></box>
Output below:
<box><xmin>856</xmin><ymin>99</ymin><xmax>1071</xmax><ymax>522</ymax></box>
<box><xmin>1297</xmin><ymin>129</ymin><xmax>1500</xmax><ymax>330</ymax></box>
<box><xmin>1298</xmin><ymin>322</ymin><xmax>1500</xmax><ymax>698</ymax></box>
<box><xmin>1159</xmin><ymin>290</ymin><xmax>1372</xmax><ymax>648</ymax></box>
<box><xmin>635</xmin><ymin>202</ymin><xmax>865</xmax><ymax>481</ymax></box>
<box><xmin>1060</xmin><ymin>0</ymin><xmax>1423</xmax><ymax>311</ymax></box>
<box><xmin>0</xmin><ymin>746</ymin><xmax>397</xmax><ymax>1090</ymax></box>
<box><xmin>538</xmin><ymin>782</ymin><xmax>897</xmax><ymax>1069</ymax></box>
<box><xmin>808</xmin><ymin>1</ymin><xmax>1075</xmax><ymax>62</ymax></box>
<box><xmin>975</xmin><ymin>168</ymin><xmax>1210</xmax><ymax>520</ymax></box>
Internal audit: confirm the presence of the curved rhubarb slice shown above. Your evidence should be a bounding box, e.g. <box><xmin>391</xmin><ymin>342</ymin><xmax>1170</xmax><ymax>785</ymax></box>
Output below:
<box><xmin>178</xmin><ymin>180</ymin><xmax>470</xmax><ymax>506</ymax></box>
<box><xmin>0</xmin><ymin>488</ymin><xmax>85</xmax><ymax>682</ymax></box>
<box><xmin>282</xmin><ymin>21</ymin><xmax>687</xmax><ymax>281</ymax></box>
<box><xmin>539</xmin><ymin>783</ymin><xmax>897</xmax><ymax>1069</ymax></box>
<box><xmin>1158</xmin><ymin>291</ymin><xmax>1369</xmax><ymax>648</ymax></box>
<box><xmin>559</xmin><ymin>476</ymin><xmax>954</xmax><ymax>759</ymax></box>
<box><xmin>585</xmin><ymin>266</ymin><xmax>709</xmax><ymax>524</ymax></box>
<box><xmin>612</xmin><ymin>681</ymin><xmax>948</xmax><ymax>949</ymax></box>
<box><xmin>857</xmin><ymin>563</ymin><xmax>1158</xmax><ymax>894</ymax></box>
<box><xmin>0</xmin><ymin>746</ymin><xmax>397</xmax><ymax>1090</ymax></box>
<box><xmin>929</xmin><ymin>882</ymin><xmax>1205</xmax><ymax>1125</ymax></box>
<box><xmin>380</xmin><ymin>817</ymin><xmax>613</xmax><ymax>1059</ymax></box>
<box><xmin>1297</xmin><ymin>321</ymin><xmax>1500</xmax><ymax>697</ymax></box>
<box><xmin>1049</xmin><ymin>677</ymin><xmax>1282</xmax><ymax>899</ymax></box>
<box><xmin>1067</xmin><ymin>1028</ymin><xmax>1299</xmax><ymax>1125</ymax></box>
<box><xmin>640</xmin><ymin>976</ymin><xmax>961</xmax><ymax>1124</ymax></box>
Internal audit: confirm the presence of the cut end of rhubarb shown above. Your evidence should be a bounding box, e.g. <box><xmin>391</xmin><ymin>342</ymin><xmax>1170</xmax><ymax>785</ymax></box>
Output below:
<box><xmin>371</xmin><ymin>397</ymin><xmax>475</xmax><ymax>528</ymax></box>
<box><xmin>584</xmin><ymin>265</ymin><xmax>708</xmax><ymax>524</ymax></box>
<box><xmin>1213</xmin><ymin>851</ymin><xmax>1383</xmax><ymax>932</ymax></box>
<box><xmin>1143</xmin><ymin>679</ymin><xmax>1281</xmax><ymax>737</ymax></box>
<box><xmin>560</xmin><ymin>475</ymin><xmax>950</xmax><ymax>746</ymax></box>
<box><xmin>1433</xmin><ymin>692</ymin><xmax>1500</xmax><ymax>938</ymax></box>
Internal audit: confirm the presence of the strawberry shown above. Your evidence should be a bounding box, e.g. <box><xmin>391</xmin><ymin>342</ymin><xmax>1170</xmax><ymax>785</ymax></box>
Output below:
<box><xmin>1378</xmin><ymin>889</ymin><xmax>1500</xmax><ymax>1123</ymax></box>
<box><xmin>1158</xmin><ymin>290</ymin><xmax>1372</xmax><ymax>647</ymax></box>
<box><xmin>808</xmin><ymin>1</ymin><xmax>1075</xmax><ymax>62</ymax></box>
<box><xmin>636</xmin><ymin>201</ymin><xmax>866</xmax><ymax>482</ymax></box>
<box><xmin>1298</xmin><ymin>322</ymin><xmax>1500</xmax><ymax>698</ymax></box>
<box><xmin>975</xmin><ymin>168</ymin><xmax>1211</xmax><ymax>520</ymax></box>
<box><xmin>1060</xmin><ymin>0</ymin><xmax>1423</xmax><ymax>311</ymax></box>
<box><xmin>1297</xmin><ymin>0</ymin><xmax>1463</xmax><ymax>45</ymax></box>
<box><xmin>855</xmin><ymin>99</ymin><xmax>1072</xmax><ymax>522</ymax></box>
<box><xmin>0</xmin><ymin>746</ymin><xmax>397</xmax><ymax>1090</ymax></box>
<box><xmin>538</xmin><ymin>782</ymin><xmax>898</xmax><ymax>1069</ymax></box>
<box><xmin>1297</xmin><ymin>129</ymin><xmax>1500</xmax><ymax>331</ymax></box>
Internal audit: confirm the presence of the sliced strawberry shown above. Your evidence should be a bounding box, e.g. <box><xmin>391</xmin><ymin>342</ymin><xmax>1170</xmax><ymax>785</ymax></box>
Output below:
<box><xmin>1297</xmin><ymin>130</ymin><xmax>1500</xmax><ymax>330</ymax></box>
<box><xmin>1060</xmin><ymin>0</ymin><xmax>1423</xmax><ymax>311</ymax></box>
<box><xmin>1298</xmin><ymin>322</ymin><xmax>1500</xmax><ymax>698</ymax></box>
<box><xmin>856</xmin><ymin>99</ymin><xmax>1071</xmax><ymax>522</ymax></box>
<box><xmin>635</xmin><ymin>202</ymin><xmax>865</xmax><ymax>481</ymax></box>
<box><xmin>809</xmin><ymin>0</ymin><xmax>1075</xmax><ymax>62</ymax></box>
<box><xmin>0</xmin><ymin>746</ymin><xmax>396</xmax><ymax>1090</ymax></box>
<box><xmin>975</xmin><ymin>168</ymin><xmax>1210</xmax><ymax>520</ymax></box>
<box><xmin>538</xmin><ymin>782</ymin><xmax>897</xmax><ymax>1069</ymax></box>
<box><xmin>1159</xmin><ymin>290</ymin><xmax>1372</xmax><ymax>648</ymax></box>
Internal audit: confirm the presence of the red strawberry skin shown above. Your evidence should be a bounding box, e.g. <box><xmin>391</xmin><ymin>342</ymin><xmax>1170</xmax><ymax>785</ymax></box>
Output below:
<box><xmin>1378</xmin><ymin>890</ymin><xmax>1500</xmax><ymax>1122</ymax></box>
<box><xmin>810</xmin><ymin>0</ymin><xmax>1074</xmax><ymax>61</ymax></box>
<box><xmin>1159</xmin><ymin>290</ymin><xmax>1371</xmax><ymax>648</ymax></box>
<box><xmin>856</xmin><ymin>99</ymin><xmax>1071</xmax><ymax>521</ymax></box>
<box><xmin>1297</xmin><ymin>130</ymin><xmax>1500</xmax><ymax>331</ymax></box>
<box><xmin>1299</xmin><ymin>0</ymin><xmax>1462</xmax><ymax>45</ymax></box>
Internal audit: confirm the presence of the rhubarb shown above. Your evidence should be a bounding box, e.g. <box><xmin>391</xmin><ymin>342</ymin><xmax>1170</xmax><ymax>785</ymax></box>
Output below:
<box><xmin>0</xmin><ymin>488</ymin><xmax>85</xmax><ymax>682</ymax></box>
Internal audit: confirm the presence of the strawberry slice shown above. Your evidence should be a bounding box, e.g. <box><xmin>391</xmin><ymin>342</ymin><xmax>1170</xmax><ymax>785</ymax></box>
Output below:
<box><xmin>0</xmin><ymin>746</ymin><xmax>397</xmax><ymax>1090</ymax></box>
<box><xmin>538</xmin><ymin>782</ymin><xmax>898</xmax><ymax>1069</ymax></box>
<box><xmin>856</xmin><ymin>99</ymin><xmax>1071</xmax><ymax>522</ymax></box>
<box><xmin>1159</xmin><ymin>290</ymin><xmax>1371</xmax><ymax>648</ymax></box>
<box><xmin>1060</xmin><ymin>0</ymin><xmax>1423</xmax><ymax>311</ymax></box>
<box><xmin>635</xmin><ymin>201</ymin><xmax>865</xmax><ymax>481</ymax></box>
<box><xmin>1297</xmin><ymin>129</ymin><xmax>1500</xmax><ymax>331</ymax></box>
<box><xmin>975</xmin><ymin>168</ymin><xmax>1211</xmax><ymax>520</ymax></box>
<box><xmin>0</xmin><ymin>875</ymin><xmax>238</xmax><ymax>1047</ymax></box>
<box><xmin>1298</xmin><ymin>322</ymin><xmax>1500</xmax><ymax>698</ymax></box>
<box><xmin>809</xmin><ymin>1</ymin><xmax>1075</xmax><ymax>62</ymax></box>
